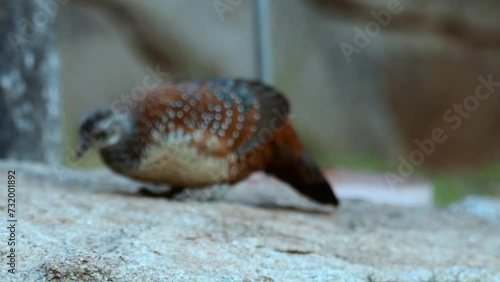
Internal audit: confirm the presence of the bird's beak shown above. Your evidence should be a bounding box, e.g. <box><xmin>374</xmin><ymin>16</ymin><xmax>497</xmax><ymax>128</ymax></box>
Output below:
<box><xmin>76</xmin><ymin>138</ymin><xmax>90</xmax><ymax>159</ymax></box>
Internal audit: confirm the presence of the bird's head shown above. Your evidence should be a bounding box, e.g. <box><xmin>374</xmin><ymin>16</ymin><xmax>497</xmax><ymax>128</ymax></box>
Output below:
<box><xmin>76</xmin><ymin>108</ymin><xmax>130</xmax><ymax>158</ymax></box>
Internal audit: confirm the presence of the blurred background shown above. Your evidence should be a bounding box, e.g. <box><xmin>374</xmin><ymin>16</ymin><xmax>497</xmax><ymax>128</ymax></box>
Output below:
<box><xmin>3</xmin><ymin>0</ymin><xmax>500</xmax><ymax>205</ymax></box>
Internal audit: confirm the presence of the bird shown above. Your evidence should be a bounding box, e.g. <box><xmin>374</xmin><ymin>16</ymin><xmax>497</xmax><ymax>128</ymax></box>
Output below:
<box><xmin>76</xmin><ymin>78</ymin><xmax>339</xmax><ymax>206</ymax></box>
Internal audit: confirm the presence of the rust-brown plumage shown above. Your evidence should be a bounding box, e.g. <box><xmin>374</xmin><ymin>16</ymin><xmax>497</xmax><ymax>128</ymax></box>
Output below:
<box><xmin>77</xmin><ymin>79</ymin><xmax>339</xmax><ymax>206</ymax></box>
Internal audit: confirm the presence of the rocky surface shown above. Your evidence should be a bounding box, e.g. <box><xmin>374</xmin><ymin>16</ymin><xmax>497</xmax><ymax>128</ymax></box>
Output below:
<box><xmin>0</xmin><ymin>160</ymin><xmax>499</xmax><ymax>281</ymax></box>
<box><xmin>450</xmin><ymin>196</ymin><xmax>500</xmax><ymax>223</ymax></box>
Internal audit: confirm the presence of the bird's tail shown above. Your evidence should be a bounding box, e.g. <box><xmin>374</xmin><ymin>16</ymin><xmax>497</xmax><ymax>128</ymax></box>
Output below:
<box><xmin>266</xmin><ymin>147</ymin><xmax>339</xmax><ymax>206</ymax></box>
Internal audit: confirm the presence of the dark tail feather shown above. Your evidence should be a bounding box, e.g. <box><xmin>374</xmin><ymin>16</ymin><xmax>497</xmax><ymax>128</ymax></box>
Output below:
<box><xmin>266</xmin><ymin>151</ymin><xmax>339</xmax><ymax>206</ymax></box>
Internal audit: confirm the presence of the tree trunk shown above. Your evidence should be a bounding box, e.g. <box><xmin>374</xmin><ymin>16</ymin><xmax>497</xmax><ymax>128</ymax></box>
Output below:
<box><xmin>0</xmin><ymin>0</ymin><xmax>61</xmax><ymax>163</ymax></box>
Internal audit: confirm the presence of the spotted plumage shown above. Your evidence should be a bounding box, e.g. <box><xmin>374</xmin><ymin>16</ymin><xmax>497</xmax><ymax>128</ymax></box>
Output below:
<box><xmin>77</xmin><ymin>79</ymin><xmax>339</xmax><ymax>206</ymax></box>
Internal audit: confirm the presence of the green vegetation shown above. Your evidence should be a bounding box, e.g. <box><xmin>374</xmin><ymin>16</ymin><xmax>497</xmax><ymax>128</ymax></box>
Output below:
<box><xmin>432</xmin><ymin>168</ymin><xmax>500</xmax><ymax>206</ymax></box>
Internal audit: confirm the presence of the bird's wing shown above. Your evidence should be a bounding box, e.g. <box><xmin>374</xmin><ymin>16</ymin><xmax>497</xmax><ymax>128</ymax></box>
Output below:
<box><xmin>228</xmin><ymin>80</ymin><xmax>290</xmax><ymax>155</ymax></box>
<box><xmin>136</xmin><ymin>79</ymin><xmax>290</xmax><ymax>158</ymax></box>
<box><xmin>195</xmin><ymin>79</ymin><xmax>290</xmax><ymax>154</ymax></box>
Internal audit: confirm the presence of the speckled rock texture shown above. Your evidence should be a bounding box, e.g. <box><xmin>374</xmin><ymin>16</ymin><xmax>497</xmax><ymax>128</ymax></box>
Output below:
<box><xmin>0</xmin><ymin>160</ymin><xmax>499</xmax><ymax>282</ymax></box>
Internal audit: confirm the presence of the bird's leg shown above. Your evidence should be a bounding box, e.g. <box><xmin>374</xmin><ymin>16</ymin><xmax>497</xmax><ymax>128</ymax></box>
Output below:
<box><xmin>137</xmin><ymin>186</ymin><xmax>185</xmax><ymax>199</ymax></box>
<box><xmin>138</xmin><ymin>184</ymin><xmax>231</xmax><ymax>201</ymax></box>
<box><xmin>214</xmin><ymin>184</ymin><xmax>230</xmax><ymax>200</ymax></box>
<box><xmin>167</xmin><ymin>184</ymin><xmax>231</xmax><ymax>202</ymax></box>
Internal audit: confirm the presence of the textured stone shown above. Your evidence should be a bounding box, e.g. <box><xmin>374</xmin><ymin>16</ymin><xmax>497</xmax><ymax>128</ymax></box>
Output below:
<box><xmin>0</xmin><ymin>160</ymin><xmax>499</xmax><ymax>281</ymax></box>
<box><xmin>450</xmin><ymin>196</ymin><xmax>500</xmax><ymax>223</ymax></box>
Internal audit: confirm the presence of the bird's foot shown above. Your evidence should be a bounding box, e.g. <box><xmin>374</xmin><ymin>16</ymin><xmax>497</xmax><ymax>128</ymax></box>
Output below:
<box><xmin>171</xmin><ymin>185</ymin><xmax>230</xmax><ymax>202</ymax></box>
<box><xmin>137</xmin><ymin>186</ymin><xmax>182</xmax><ymax>199</ymax></box>
<box><xmin>137</xmin><ymin>185</ymin><xmax>230</xmax><ymax>202</ymax></box>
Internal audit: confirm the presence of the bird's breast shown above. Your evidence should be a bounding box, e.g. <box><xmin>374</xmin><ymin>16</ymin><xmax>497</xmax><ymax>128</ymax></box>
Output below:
<box><xmin>127</xmin><ymin>129</ymin><xmax>238</xmax><ymax>187</ymax></box>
